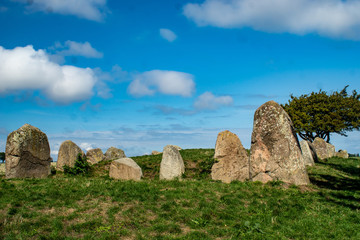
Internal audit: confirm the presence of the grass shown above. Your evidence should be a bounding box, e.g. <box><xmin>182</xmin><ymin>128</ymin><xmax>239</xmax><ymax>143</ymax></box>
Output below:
<box><xmin>0</xmin><ymin>149</ymin><xmax>359</xmax><ymax>239</ymax></box>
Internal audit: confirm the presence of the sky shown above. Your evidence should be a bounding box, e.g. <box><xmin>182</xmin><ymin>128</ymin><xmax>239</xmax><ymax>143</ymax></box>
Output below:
<box><xmin>1</xmin><ymin>0</ymin><xmax>360</xmax><ymax>160</ymax></box>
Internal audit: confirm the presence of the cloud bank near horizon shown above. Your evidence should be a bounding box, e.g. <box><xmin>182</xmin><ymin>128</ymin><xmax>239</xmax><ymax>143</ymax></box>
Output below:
<box><xmin>184</xmin><ymin>0</ymin><xmax>360</xmax><ymax>40</ymax></box>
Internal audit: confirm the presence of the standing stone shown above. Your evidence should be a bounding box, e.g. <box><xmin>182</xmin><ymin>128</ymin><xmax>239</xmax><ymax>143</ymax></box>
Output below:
<box><xmin>312</xmin><ymin>138</ymin><xmax>335</xmax><ymax>160</ymax></box>
<box><xmin>160</xmin><ymin>145</ymin><xmax>185</xmax><ymax>180</ymax></box>
<box><xmin>300</xmin><ymin>140</ymin><xmax>317</xmax><ymax>166</ymax></box>
<box><xmin>152</xmin><ymin>151</ymin><xmax>162</xmax><ymax>155</ymax></box>
<box><xmin>56</xmin><ymin>140</ymin><xmax>84</xmax><ymax>171</ymax></box>
<box><xmin>250</xmin><ymin>101</ymin><xmax>310</xmax><ymax>185</ymax></box>
<box><xmin>104</xmin><ymin>147</ymin><xmax>126</xmax><ymax>160</ymax></box>
<box><xmin>335</xmin><ymin>150</ymin><xmax>349</xmax><ymax>158</ymax></box>
<box><xmin>5</xmin><ymin>124</ymin><xmax>51</xmax><ymax>178</ymax></box>
<box><xmin>211</xmin><ymin>130</ymin><xmax>249</xmax><ymax>183</ymax></box>
<box><xmin>109</xmin><ymin>158</ymin><xmax>143</xmax><ymax>180</ymax></box>
<box><xmin>326</xmin><ymin>143</ymin><xmax>335</xmax><ymax>158</ymax></box>
<box><xmin>86</xmin><ymin>148</ymin><xmax>104</xmax><ymax>165</ymax></box>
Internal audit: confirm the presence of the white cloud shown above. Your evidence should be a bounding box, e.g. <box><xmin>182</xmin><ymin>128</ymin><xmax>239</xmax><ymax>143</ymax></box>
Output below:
<box><xmin>128</xmin><ymin>70</ymin><xmax>195</xmax><ymax>97</ymax></box>
<box><xmin>14</xmin><ymin>0</ymin><xmax>107</xmax><ymax>21</ymax></box>
<box><xmin>160</xmin><ymin>28</ymin><xmax>178</xmax><ymax>42</ymax></box>
<box><xmin>194</xmin><ymin>91</ymin><xmax>233</xmax><ymax>110</ymax></box>
<box><xmin>60</xmin><ymin>41</ymin><xmax>103</xmax><ymax>58</ymax></box>
<box><xmin>79</xmin><ymin>142</ymin><xmax>96</xmax><ymax>151</ymax></box>
<box><xmin>0</xmin><ymin>45</ymin><xmax>98</xmax><ymax>104</ymax></box>
<box><xmin>183</xmin><ymin>0</ymin><xmax>360</xmax><ymax>40</ymax></box>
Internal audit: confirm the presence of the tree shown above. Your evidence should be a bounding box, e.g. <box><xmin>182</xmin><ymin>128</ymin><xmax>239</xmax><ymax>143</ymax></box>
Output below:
<box><xmin>0</xmin><ymin>152</ymin><xmax>5</xmax><ymax>163</ymax></box>
<box><xmin>282</xmin><ymin>86</ymin><xmax>360</xmax><ymax>143</ymax></box>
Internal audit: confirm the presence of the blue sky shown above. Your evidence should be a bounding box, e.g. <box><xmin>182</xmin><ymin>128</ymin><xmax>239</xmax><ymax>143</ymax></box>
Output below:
<box><xmin>1</xmin><ymin>0</ymin><xmax>360</xmax><ymax>159</ymax></box>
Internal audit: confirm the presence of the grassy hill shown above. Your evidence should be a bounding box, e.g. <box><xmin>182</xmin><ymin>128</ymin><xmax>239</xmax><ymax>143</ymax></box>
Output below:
<box><xmin>0</xmin><ymin>149</ymin><xmax>359</xmax><ymax>239</ymax></box>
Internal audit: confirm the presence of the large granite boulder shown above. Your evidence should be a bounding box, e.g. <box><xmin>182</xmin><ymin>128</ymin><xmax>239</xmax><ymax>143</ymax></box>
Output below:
<box><xmin>160</xmin><ymin>145</ymin><xmax>185</xmax><ymax>180</ymax></box>
<box><xmin>300</xmin><ymin>140</ymin><xmax>317</xmax><ymax>166</ymax></box>
<box><xmin>250</xmin><ymin>101</ymin><xmax>310</xmax><ymax>185</ymax></box>
<box><xmin>312</xmin><ymin>138</ymin><xmax>335</xmax><ymax>160</ymax></box>
<box><xmin>211</xmin><ymin>130</ymin><xmax>249</xmax><ymax>183</ymax></box>
<box><xmin>86</xmin><ymin>148</ymin><xmax>104</xmax><ymax>165</ymax></box>
<box><xmin>56</xmin><ymin>140</ymin><xmax>84</xmax><ymax>171</ymax></box>
<box><xmin>335</xmin><ymin>150</ymin><xmax>349</xmax><ymax>158</ymax></box>
<box><xmin>5</xmin><ymin>124</ymin><xmax>51</xmax><ymax>178</ymax></box>
<box><xmin>109</xmin><ymin>158</ymin><xmax>143</xmax><ymax>180</ymax></box>
<box><xmin>104</xmin><ymin>147</ymin><xmax>126</xmax><ymax>160</ymax></box>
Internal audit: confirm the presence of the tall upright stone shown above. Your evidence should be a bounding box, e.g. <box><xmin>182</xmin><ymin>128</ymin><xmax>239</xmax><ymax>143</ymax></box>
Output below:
<box><xmin>86</xmin><ymin>148</ymin><xmax>104</xmax><ymax>165</ymax></box>
<box><xmin>211</xmin><ymin>130</ymin><xmax>249</xmax><ymax>183</ymax></box>
<box><xmin>104</xmin><ymin>147</ymin><xmax>126</xmax><ymax>160</ymax></box>
<box><xmin>56</xmin><ymin>140</ymin><xmax>84</xmax><ymax>171</ymax></box>
<box><xmin>250</xmin><ymin>101</ymin><xmax>310</xmax><ymax>185</ymax></box>
<box><xmin>312</xmin><ymin>137</ymin><xmax>335</xmax><ymax>160</ymax></box>
<box><xmin>5</xmin><ymin>124</ymin><xmax>51</xmax><ymax>178</ymax></box>
<box><xmin>160</xmin><ymin>145</ymin><xmax>185</xmax><ymax>180</ymax></box>
<box><xmin>300</xmin><ymin>140</ymin><xmax>317</xmax><ymax>166</ymax></box>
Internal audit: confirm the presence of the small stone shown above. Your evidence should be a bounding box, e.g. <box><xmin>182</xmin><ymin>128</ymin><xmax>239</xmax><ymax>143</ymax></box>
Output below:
<box><xmin>335</xmin><ymin>150</ymin><xmax>349</xmax><ymax>159</ymax></box>
<box><xmin>152</xmin><ymin>151</ymin><xmax>161</xmax><ymax>155</ymax></box>
<box><xmin>56</xmin><ymin>140</ymin><xmax>84</xmax><ymax>171</ymax></box>
<box><xmin>109</xmin><ymin>158</ymin><xmax>142</xmax><ymax>180</ymax></box>
<box><xmin>312</xmin><ymin>138</ymin><xmax>335</xmax><ymax>160</ymax></box>
<box><xmin>86</xmin><ymin>148</ymin><xmax>104</xmax><ymax>165</ymax></box>
<box><xmin>211</xmin><ymin>130</ymin><xmax>249</xmax><ymax>183</ymax></box>
<box><xmin>104</xmin><ymin>147</ymin><xmax>126</xmax><ymax>160</ymax></box>
<box><xmin>160</xmin><ymin>145</ymin><xmax>185</xmax><ymax>180</ymax></box>
<box><xmin>5</xmin><ymin>124</ymin><xmax>51</xmax><ymax>178</ymax></box>
<box><xmin>300</xmin><ymin>140</ymin><xmax>317</xmax><ymax>166</ymax></box>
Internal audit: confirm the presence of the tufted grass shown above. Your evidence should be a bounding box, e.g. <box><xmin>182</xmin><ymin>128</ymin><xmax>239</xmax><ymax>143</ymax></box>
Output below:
<box><xmin>0</xmin><ymin>150</ymin><xmax>359</xmax><ymax>239</ymax></box>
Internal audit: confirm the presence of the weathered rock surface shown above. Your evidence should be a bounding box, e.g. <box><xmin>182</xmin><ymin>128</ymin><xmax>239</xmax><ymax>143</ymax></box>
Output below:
<box><xmin>250</xmin><ymin>101</ymin><xmax>310</xmax><ymax>185</ymax></box>
<box><xmin>335</xmin><ymin>150</ymin><xmax>349</xmax><ymax>158</ymax></box>
<box><xmin>160</xmin><ymin>145</ymin><xmax>185</xmax><ymax>180</ymax></box>
<box><xmin>211</xmin><ymin>130</ymin><xmax>249</xmax><ymax>183</ymax></box>
<box><xmin>5</xmin><ymin>124</ymin><xmax>51</xmax><ymax>178</ymax></box>
<box><xmin>86</xmin><ymin>148</ymin><xmax>104</xmax><ymax>165</ymax></box>
<box><xmin>56</xmin><ymin>140</ymin><xmax>84</xmax><ymax>171</ymax></box>
<box><xmin>152</xmin><ymin>151</ymin><xmax>161</xmax><ymax>155</ymax></box>
<box><xmin>104</xmin><ymin>147</ymin><xmax>126</xmax><ymax>160</ymax></box>
<box><xmin>109</xmin><ymin>158</ymin><xmax>143</xmax><ymax>180</ymax></box>
<box><xmin>300</xmin><ymin>140</ymin><xmax>317</xmax><ymax>166</ymax></box>
<box><xmin>312</xmin><ymin>138</ymin><xmax>335</xmax><ymax>160</ymax></box>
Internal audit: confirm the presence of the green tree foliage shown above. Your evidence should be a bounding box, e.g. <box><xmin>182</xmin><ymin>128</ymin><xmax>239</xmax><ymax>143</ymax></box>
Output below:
<box><xmin>63</xmin><ymin>153</ymin><xmax>91</xmax><ymax>175</ymax></box>
<box><xmin>282</xmin><ymin>86</ymin><xmax>360</xmax><ymax>143</ymax></box>
<box><xmin>0</xmin><ymin>152</ymin><xmax>5</xmax><ymax>163</ymax></box>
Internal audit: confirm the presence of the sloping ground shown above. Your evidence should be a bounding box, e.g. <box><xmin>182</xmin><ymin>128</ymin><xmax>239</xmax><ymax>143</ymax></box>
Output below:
<box><xmin>0</xmin><ymin>150</ymin><xmax>359</xmax><ymax>239</ymax></box>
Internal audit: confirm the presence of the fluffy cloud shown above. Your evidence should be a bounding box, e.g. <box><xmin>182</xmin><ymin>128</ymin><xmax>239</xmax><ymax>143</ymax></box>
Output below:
<box><xmin>183</xmin><ymin>0</ymin><xmax>360</xmax><ymax>40</ymax></box>
<box><xmin>55</xmin><ymin>41</ymin><xmax>103</xmax><ymax>58</ymax></box>
<box><xmin>194</xmin><ymin>91</ymin><xmax>233</xmax><ymax>110</ymax></box>
<box><xmin>160</xmin><ymin>28</ymin><xmax>177</xmax><ymax>42</ymax></box>
<box><xmin>14</xmin><ymin>0</ymin><xmax>107</xmax><ymax>21</ymax></box>
<box><xmin>128</xmin><ymin>70</ymin><xmax>195</xmax><ymax>97</ymax></box>
<box><xmin>0</xmin><ymin>45</ymin><xmax>97</xmax><ymax>104</ymax></box>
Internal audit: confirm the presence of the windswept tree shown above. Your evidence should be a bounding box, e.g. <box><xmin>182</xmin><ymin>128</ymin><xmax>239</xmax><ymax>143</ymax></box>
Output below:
<box><xmin>282</xmin><ymin>86</ymin><xmax>360</xmax><ymax>143</ymax></box>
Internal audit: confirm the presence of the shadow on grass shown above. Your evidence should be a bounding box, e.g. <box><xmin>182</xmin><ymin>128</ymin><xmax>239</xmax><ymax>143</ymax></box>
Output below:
<box><xmin>309</xmin><ymin>158</ymin><xmax>360</xmax><ymax>210</ymax></box>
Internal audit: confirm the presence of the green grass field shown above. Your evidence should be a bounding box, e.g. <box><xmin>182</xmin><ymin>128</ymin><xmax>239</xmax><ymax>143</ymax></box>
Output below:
<box><xmin>0</xmin><ymin>149</ymin><xmax>359</xmax><ymax>239</ymax></box>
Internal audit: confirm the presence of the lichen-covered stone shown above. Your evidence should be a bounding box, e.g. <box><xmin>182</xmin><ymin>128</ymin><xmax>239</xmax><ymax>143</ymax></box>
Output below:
<box><xmin>104</xmin><ymin>147</ymin><xmax>126</xmax><ymax>160</ymax></box>
<box><xmin>152</xmin><ymin>151</ymin><xmax>161</xmax><ymax>155</ymax></box>
<box><xmin>5</xmin><ymin>124</ymin><xmax>51</xmax><ymax>178</ymax></box>
<box><xmin>86</xmin><ymin>148</ymin><xmax>104</xmax><ymax>165</ymax></box>
<box><xmin>109</xmin><ymin>158</ymin><xmax>142</xmax><ymax>180</ymax></box>
<box><xmin>56</xmin><ymin>140</ymin><xmax>84</xmax><ymax>171</ymax></box>
<box><xmin>312</xmin><ymin>138</ymin><xmax>335</xmax><ymax>160</ymax></box>
<box><xmin>335</xmin><ymin>150</ymin><xmax>349</xmax><ymax>158</ymax></box>
<box><xmin>250</xmin><ymin>101</ymin><xmax>310</xmax><ymax>185</ymax></box>
<box><xmin>160</xmin><ymin>145</ymin><xmax>185</xmax><ymax>180</ymax></box>
<box><xmin>211</xmin><ymin>130</ymin><xmax>249</xmax><ymax>183</ymax></box>
<box><xmin>300</xmin><ymin>140</ymin><xmax>317</xmax><ymax>166</ymax></box>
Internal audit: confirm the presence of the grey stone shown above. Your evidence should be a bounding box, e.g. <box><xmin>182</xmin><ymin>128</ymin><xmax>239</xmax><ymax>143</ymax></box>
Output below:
<box><xmin>160</xmin><ymin>145</ymin><xmax>185</xmax><ymax>180</ymax></box>
<box><xmin>109</xmin><ymin>158</ymin><xmax>142</xmax><ymax>180</ymax></box>
<box><xmin>86</xmin><ymin>148</ymin><xmax>104</xmax><ymax>165</ymax></box>
<box><xmin>250</xmin><ymin>101</ymin><xmax>310</xmax><ymax>185</ymax></box>
<box><xmin>104</xmin><ymin>147</ymin><xmax>126</xmax><ymax>160</ymax></box>
<box><xmin>5</xmin><ymin>124</ymin><xmax>51</xmax><ymax>178</ymax></box>
<box><xmin>300</xmin><ymin>140</ymin><xmax>317</xmax><ymax>166</ymax></box>
<box><xmin>56</xmin><ymin>140</ymin><xmax>84</xmax><ymax>171</ymax></box>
